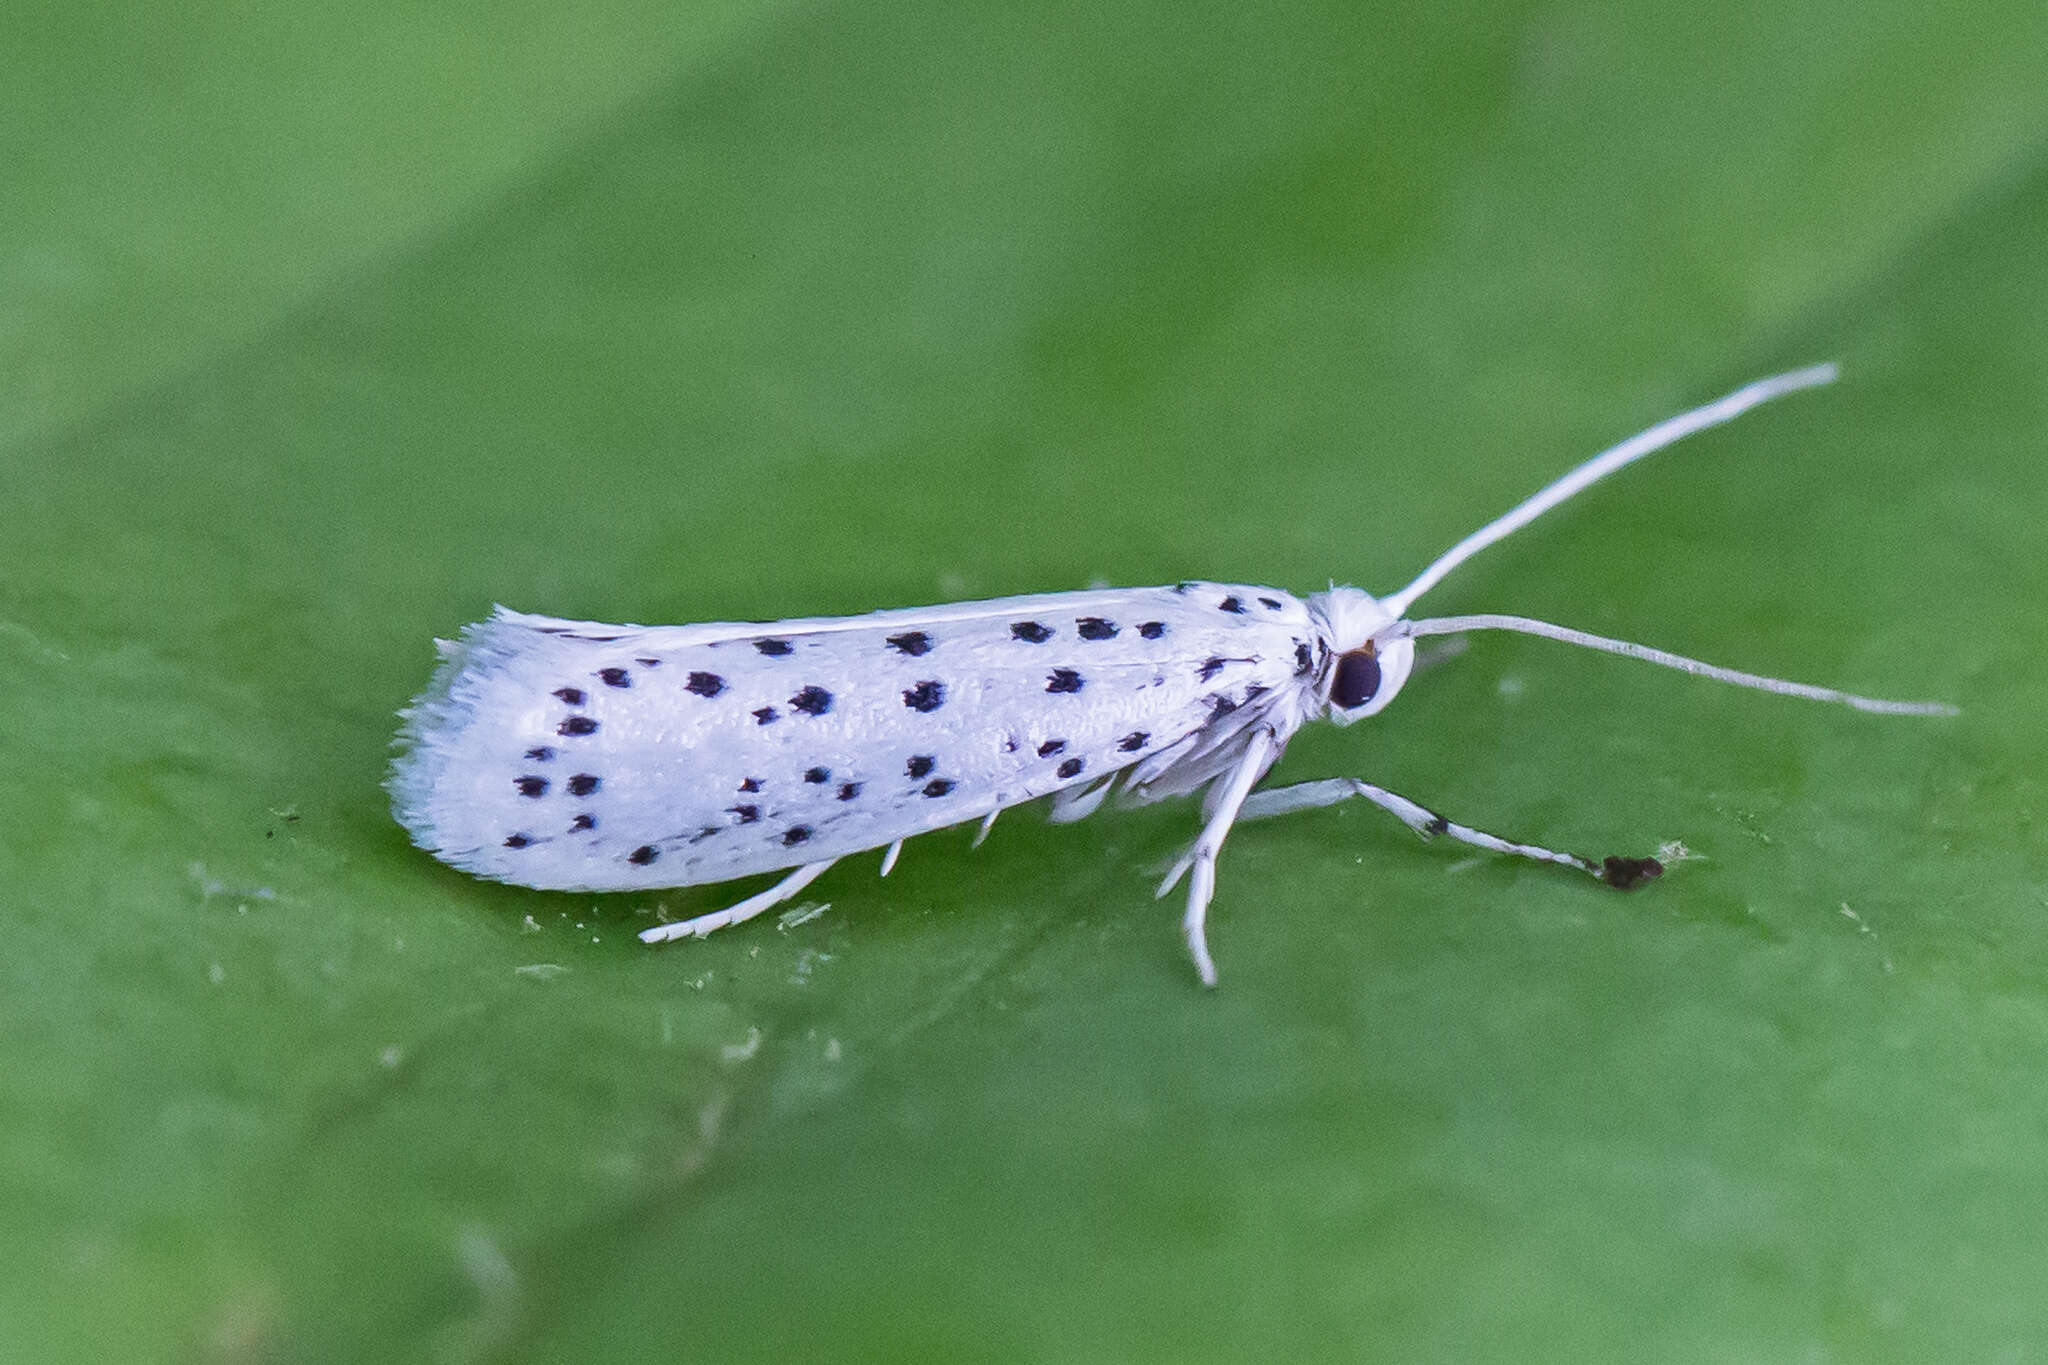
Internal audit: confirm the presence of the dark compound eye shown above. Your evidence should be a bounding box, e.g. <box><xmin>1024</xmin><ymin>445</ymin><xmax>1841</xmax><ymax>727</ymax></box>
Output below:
<box><xmin>1331</xmin><ymin>649</ymin><xmax>1383</xmax><ymax>709</ymax></box>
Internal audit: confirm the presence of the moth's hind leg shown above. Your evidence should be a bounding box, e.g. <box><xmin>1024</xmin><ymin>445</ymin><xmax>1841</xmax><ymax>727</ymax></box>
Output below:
<box><xmin>640</xmin><ymin>858</ymin><xmax>840</xmax><ymax>944</ymax></box>
<box><xmin>1240</xmin><ymin>778</ymin><xmax>1663</xmax><ymax>888</ymax></box>
<box><xmin>1155</xmin><ymin>729</ymin><xmax>1278</xmax><ymax>989</ymax></box>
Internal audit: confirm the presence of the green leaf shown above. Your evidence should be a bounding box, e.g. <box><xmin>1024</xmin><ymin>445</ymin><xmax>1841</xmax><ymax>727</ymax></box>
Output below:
<box><xmin>7</xmin><ymin>0</ymin><xmax>2046</xmax><ymax>1358</ymax></box>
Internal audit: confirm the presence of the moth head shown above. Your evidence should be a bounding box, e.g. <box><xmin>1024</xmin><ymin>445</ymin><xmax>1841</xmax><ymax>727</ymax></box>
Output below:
<box><xmin>1309</xmin><ymin>586</ymin><xmax>1416</xmax><ymax>725</ymax></box>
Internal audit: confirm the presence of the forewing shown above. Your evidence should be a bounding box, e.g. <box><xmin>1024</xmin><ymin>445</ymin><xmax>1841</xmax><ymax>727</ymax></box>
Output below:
<box><xmin>390</xmin><ymin>583</ymin><xmax>1321</xmax><ymax>890</ymax></box>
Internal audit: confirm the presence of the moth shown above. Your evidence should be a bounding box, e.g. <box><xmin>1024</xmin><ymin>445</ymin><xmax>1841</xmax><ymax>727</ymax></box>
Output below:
<box><xmin>390</xmin><ymin>365</ymin><xmax>1954</xmax><ymax>985</ymax></box>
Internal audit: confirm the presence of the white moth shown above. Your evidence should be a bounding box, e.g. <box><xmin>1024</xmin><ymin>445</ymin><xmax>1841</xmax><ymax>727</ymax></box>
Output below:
<box><xmin>390</xmin><ymin>365</ymin><xmax>1955</xmax><ymax>985</ymax></box>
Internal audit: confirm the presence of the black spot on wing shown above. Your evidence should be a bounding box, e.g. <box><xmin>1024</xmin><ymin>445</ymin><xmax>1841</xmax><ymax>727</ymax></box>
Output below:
<box><xmin>790</xmin><ymin>685</ymin><xmax>833</xmax><ymax>715</ymax></box>
<box><xmin>1218</xmin><ymin>596</ymin><xmax>1245</xmax><ymax>614</ymax></box>
<box><xmin>805</xmin><ymin>766</ymin><xmax>831</xmax><ymax>784</ymax></box>
<box><xmin>1077</xmin><ymin>617</ymin><xmax>1118</xmax><ymax>640</ymax></box>
<box><xmin>515</xmin><ymin>776</ymin><xmax>548</xmax><ymax>797</ymax></box>
<box><xmin>1259</xmin><ymin>596</ymin><xmax>1284</xmax><ymax>611</ymax></box>
<box><xmin>628</xmin><ymin>845</ymin><xmax>659</xmax><ymax>866</ymax></box>
<box><xmin>923</xmin><ymin>779</ymin><xmax>955</xmax><ymax>797</ymax></box>
<box><xmin>903</xmin><ymin>680</ymin><xmax>945</xmax><ymax>712</ymax></box>
<box><xmin>559</xmin><ymin>716</ymin><xmax>598</xmax><ymax>736</ymax></box>
<box><xmin>1138</xmin><ymin>621</ymin><xmax>1166</xmax><ymax>639</ymax></box>
<box><xmin>567</xmin><ymin>773</ymin><xmax>600</xmax><ymax>796</ymax></box>
<box><xmin>1211</xmin><ymin>695</ymin><xmax>1239</xmax><ymax>718</ymax></box>
<box><xmin>504</xmin><ymin>833</ymin><xmax>532</xmax><ymax>849</ymax></box>
<box><xmin>1294</xmin><ymin>642</ymin><xmax>1313</xmax><ymax>675</ymax></box>
<box><xmin>837</xmin><ymin>782</ymin><xmax>862</xmax><ymax>801</ymax></box>
<box><xmin>729</xmin><ymin>804</ymin><xmax>760</xmax><ymax>824</ymax></box>
<box><xmin>754</xmin><ymin>639</ymin><xmax>793</xmax><ymax>656</ymax></box>
<box><xmin>887</xmin><ymin>631</ymin><xmax>932</xmax><ymax>656</ymax></box>
<box><xmin>525</xmin><ymin>746</ymin><xmax>554</xmax><ymax>762</ymax></box>
<box><xmin>1046</xmin><ymin>669</ymin><xmax>1083</xmax><ymax>693</ymax></box>
<box><xmin>570</xmin><ymin>813</ymin><xmax>596</xmax><ymax>832</ymax></box>
<box><xmin>1011</xmin><ymin>621</ymin><xmax>1053</xmax><ymax>643</ymax></box>
<box><xmin>1198</xmin><ymin>657</ymin><xmax>1227</xmax><ymax>682</ymax></box>
<box><xmin>636</xmin><ymin>657</ymin><xmax>661</xmax><ymax>668</ymax></box>
<box><xmin>553</xmin><ymin>687</ymin><xmax>586</xmax><ymax>705</ymax></box>
<box><xmin>906</xmin><ymin>755</ymin><xmax>935</xmax><ymax>779</ymax></box>
<box><xmin>598</xmin><ymin>667</ymin><xmax>630</xmax><ymax>688</ymax></box>
<box><xmin>1118</xmin><ymin>731</ymin><xmax>1148</xmax><ymax>751</ymax></box>
<box><xmin>783</xmin><ymin>826</ymin><xmax>813</xmax><ymax>846</ymax></box>
<box><xmin>686</xmin><ymin>671</ymin><xmax>725</xmax><ymax>697</ymax></box>
<box><xmin>1037</xmin><ymin>739</ymin><xmax>1067</xmax><ymax>757</ymax></box>
<box><xmin>1056</xmin><ymin>757</ymin><xmax>1084</xmax><ymax>779</ymax></box>
<box><xmin>753</xmin><ymin>706</ymin><xmax>778</xmax><ymax>725</ymax></box>
<box><xmin>739</xmin><ymin>776</ymin><xmax>762</xmax><ymax>792</ymax></box>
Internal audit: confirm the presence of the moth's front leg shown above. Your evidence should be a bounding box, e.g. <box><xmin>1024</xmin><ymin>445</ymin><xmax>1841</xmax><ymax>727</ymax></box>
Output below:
<box><xmin>1239</xmin><ymin>777</ymin><xmax>1663</xmax><ymax>888</ymax></box>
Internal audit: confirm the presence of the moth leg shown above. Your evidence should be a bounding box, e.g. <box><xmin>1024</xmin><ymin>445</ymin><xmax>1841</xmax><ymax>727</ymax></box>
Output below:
<box><xmin>1241</xmin><ymin>777</ymin><xmax>1662</xmax><ymax>889</ymax></box>
<box><xmin>1155</xmin><ymin>728</ymin><xmax>1278</xmax><ymax>988</ymax></box>
<box><xmin>639</xmin><ymin>858</ymin><xmax>839</xmax><ymax>944</ymax></box>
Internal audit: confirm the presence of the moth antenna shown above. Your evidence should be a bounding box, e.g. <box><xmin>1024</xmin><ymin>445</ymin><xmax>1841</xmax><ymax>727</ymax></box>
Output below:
<box><xmin>1382</xmin><ymin>364</ymin><xmax>1839</xmax><ymax>619</ymax></box>
<box><xmin>1397</xmin><ymin>614</ymin><xmax>1958</xmax><ymax>717</ymax></box>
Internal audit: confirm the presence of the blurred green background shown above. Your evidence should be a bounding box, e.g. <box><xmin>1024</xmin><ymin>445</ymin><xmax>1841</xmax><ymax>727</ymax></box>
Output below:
<box><xmin>5</xmin><ymin>0</ymin><xmax>2045</xmax><ymax>1359</ymax></box>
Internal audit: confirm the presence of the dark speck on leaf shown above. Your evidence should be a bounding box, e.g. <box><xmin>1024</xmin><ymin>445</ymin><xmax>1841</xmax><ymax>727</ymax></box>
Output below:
<box><xmin>1601</xmin><ymin>856</ymin><xmax>1664</xmax><ymax>889</ymax></box>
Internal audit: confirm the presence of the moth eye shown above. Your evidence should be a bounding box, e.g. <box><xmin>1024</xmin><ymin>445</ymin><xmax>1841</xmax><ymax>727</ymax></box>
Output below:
<box><xmin>1331</xmin><ymin>649</ymin><xmax>1383</xmax><ymax>709</ymax></box>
